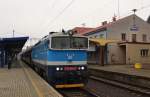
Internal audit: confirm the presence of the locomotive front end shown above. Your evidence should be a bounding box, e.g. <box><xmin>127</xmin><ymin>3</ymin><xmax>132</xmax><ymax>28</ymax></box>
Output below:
<box><xmin>49</xmin><ymin>35</ymin><xmax>89</xmax><ymax>88</ymax></box>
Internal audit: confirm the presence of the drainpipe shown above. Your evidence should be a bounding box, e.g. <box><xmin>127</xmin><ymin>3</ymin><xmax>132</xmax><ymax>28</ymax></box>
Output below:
<box><xmin>100</xmin><ymin>46</ymin><xmax>105</xmax><ymax>65</ymax></box>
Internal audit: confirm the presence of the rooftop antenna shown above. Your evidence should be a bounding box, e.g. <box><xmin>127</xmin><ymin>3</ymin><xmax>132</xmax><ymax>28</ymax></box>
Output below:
<box><xmin>132</xmin><ymin>9</ymin><xmax>137</xmax><ymax>14</ymax></box>
<box><xmin>81</xmin><ymin>23</ymin><xmax>86</xmax><ymax>27</ymax></box>
<box><xmin>132</xmin><ymin>9</ymin><xmax>137</xmax><ymax>26</ymax></box>
<box><xmin>130</xmin><ymin>9</ymin><xmax>138</xmax><ymax>31</ymax></box>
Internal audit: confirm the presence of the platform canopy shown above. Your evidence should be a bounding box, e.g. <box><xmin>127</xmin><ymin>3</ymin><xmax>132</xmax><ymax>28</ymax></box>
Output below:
<box><xmin>0</xmin><ymin>37</ymin><xmax>28</xmax><ymax>52</ymax></box>
<box><xmin>89</xmin><ymin>38</ymin><xmax>119</xmax><ymax>46</ymax></box>
<box><xmin>0</xmin><ymin>37</ymin><xmax>29</xmax><ymax>67</ymax></box>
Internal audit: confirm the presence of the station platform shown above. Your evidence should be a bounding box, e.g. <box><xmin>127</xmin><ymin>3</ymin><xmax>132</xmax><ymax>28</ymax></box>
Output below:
<box><xmin>0</xmin><ymin>61</ymin><xmax>63</xmax><ymax>97</ymax></box>
<box><xmin>88</xmin><ymin>64</ymin><xmax>150</xmax><ymax>89</ymax></box>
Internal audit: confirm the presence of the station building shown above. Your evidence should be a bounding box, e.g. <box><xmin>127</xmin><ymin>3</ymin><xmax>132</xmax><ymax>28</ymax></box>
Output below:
<box><xmin>74</xmin><ymin>14</ymin><xmax>150</xmax><ymax>65</ymax></box>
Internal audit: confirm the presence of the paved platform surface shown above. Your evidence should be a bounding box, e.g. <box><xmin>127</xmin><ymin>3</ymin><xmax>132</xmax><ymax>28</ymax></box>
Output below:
<box><xmin>0</xmin><ymin>61</ymin><xmax>63</xmax><ymax>97</ymax></box>
<box><xmin>89</xmin><ymin>64</ymin><xmax>150</xmax><ymax>78</ymax></box>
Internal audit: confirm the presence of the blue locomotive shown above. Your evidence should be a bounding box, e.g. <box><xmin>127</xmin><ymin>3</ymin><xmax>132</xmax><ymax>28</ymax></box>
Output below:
<box><xmin>22</xmin><ymin>31</ymin><xmax>89</xmax><ymax>88</ymax></box>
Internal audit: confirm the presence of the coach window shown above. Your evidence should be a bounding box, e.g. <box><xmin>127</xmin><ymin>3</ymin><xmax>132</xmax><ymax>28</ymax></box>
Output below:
<box><xmin>140</xmin><ymin>49</ymin><xmax>149</xmax><ymax>57</ymax></box>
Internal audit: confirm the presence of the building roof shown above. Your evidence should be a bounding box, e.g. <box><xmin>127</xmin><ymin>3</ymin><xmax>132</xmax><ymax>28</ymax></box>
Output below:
<box><xmin>72</xmin><ymin>27</ymin><xmax>94</xmax><ymax>35</ymax></box>
<box><xmin>83</xmin><ymin>24</ymin><xmax>110</xmax><ymax>36</ymax></box>
<box><xmin>0</xmin><ymin>37</ymin><xmax>29</xmax><ymax>52</ymax></box>
<box><xmin>82</xmin><ymin>14</ymin><xmax>143</xmax><ymax>36</ymax></box>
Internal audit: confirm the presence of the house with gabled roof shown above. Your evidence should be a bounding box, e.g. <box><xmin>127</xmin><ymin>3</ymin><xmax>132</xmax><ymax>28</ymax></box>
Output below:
<box><xmin>82</xmin><ymin>14</ymin><xmax>150</xmax><ymax>65</ymax></box>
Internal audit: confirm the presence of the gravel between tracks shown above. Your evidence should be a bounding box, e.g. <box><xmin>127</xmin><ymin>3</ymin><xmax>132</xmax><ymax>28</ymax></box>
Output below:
<box><xmin>85</xmin><ymin>78</ymin><xmax>149</xmax><ymax>97</ymax></box>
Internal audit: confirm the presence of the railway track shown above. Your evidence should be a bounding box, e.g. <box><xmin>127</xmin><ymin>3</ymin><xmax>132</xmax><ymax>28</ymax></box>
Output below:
<box><xmin>90</xmin><ymin>76</ymin><xmax>150</xmax><ymax>96</ymax></box>
<box><xmin>58</xmin><ymin>88</ymin><xmax>99</xmax><ymax>97</ymax></box>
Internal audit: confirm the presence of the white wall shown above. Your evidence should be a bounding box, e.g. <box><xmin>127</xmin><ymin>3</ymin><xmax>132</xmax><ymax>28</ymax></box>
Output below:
<box><xmin>87</xmin><ymin>30</ymin><xmax>107</xmax><ymax>39</ymax></box>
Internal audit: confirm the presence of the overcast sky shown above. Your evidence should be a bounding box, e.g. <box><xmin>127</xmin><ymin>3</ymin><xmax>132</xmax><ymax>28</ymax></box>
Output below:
<box><xmin>0</xmin><ymin>0</ymin><xmax>150</xmax><ymax>38</ymax></box>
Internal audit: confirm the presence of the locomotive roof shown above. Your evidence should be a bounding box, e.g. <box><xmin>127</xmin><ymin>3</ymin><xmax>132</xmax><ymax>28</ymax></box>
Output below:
<box><xmin>33</xmin><ymin>32</ymin><xmax>88</xmax><ymax>47</ymax></box>
<box><xmin>49</xmin><ymin>32</ymin><xmax>86</xmax><ymax>37</ymax></box>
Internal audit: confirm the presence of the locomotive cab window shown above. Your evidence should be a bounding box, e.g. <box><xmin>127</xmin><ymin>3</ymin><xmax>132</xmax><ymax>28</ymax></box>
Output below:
<box><xmin>51</xmin><ymin>36</ymin><xmax>88</xmax><ymax>49</ymax></box>
<box><xmin>72</xmin><ymin>37</ymin><xmax>88</xmax><ymax>49</ymax></box>
<box><xmin>51</xmin><ymin>37</ymin><xmax>70</xmax><ymax>49</ymax></box>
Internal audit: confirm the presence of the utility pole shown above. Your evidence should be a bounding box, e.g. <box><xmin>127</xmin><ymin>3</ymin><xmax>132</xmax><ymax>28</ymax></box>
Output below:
<box><xmin>12</xmin><ymin>24</ymin><xmax>15</xmax><ymax>37</ymax></box>
<box><xmin>13</xmin><ymin>29</ymin><xmax>15</xmax><ymax>37</ymax></box>
<box><xmin>117</xmin><ymin>0</ymin><xmax>120</xmax><ymax>18</ymax></box>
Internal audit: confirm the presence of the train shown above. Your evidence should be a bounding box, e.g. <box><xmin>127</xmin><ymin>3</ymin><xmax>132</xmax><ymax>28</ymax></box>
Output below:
<box><xmin>21</xmin><ymin>31</ymin><xmax>89</xmax><ymax>88</ymax></box>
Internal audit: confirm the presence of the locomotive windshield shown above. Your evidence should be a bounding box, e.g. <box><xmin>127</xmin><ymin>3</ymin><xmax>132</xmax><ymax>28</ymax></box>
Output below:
<box><xmin>51</xmin><ymin>36</ymin><xmax>88</xmax><ymax>49</ymax></box>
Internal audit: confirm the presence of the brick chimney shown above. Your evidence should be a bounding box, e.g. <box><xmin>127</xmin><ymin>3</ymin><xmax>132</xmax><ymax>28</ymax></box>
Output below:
<box><xmin>102</xmin><ymin>21</ymin><xmax>107</xmax><ymax>25</ymax></box>
<box><xmin>112</xmin><ymin>16</ymin><xmax>116</xmax><ymax>22</ymax></box>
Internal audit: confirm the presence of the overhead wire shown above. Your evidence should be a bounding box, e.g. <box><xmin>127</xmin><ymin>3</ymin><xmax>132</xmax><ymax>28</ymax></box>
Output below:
<box><xmin>138</xmin><ymin>4</ymin><xmax>150</xmax><ymax>11</ymax></box>
<box><xmin>42</xmin><ymin>0</ymin><xmax>75</xmax><ymax>32</ymax></box>
<box><xmin>117</xmin><ymin>3</ymin><xmax>150</xmax><ymax>19</ymax></box>
<box><xmin>37</xmin><ymin>0</ymin><xmax>58</xmax><ymax>32</ymax></box>
<box><xmin>77</xmin><ymin>0</ymin><xmax>114</xmax><ymax>27</ymax></box>
<box><xmin>82</xmin><ymin>0</ymin><xmax>150</xmax><ymax>28</ymax></box>
<box><xmin>41</xmin><ymin>0</ymin><xmax>150</xmax><ymax>32</ymax></box>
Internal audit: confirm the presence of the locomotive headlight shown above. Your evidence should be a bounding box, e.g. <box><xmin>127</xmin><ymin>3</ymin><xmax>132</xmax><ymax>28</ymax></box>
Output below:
<box><xmin>56</xmin><ymin>67</ymin><xmax>60</xmax><ymax>71</ymax></box>
<box><xmin>81</xmin><ymin>66</ymin><xmax>85</xmax><ymax>70</ymax></box>
<box><xmin>60</xmin><ymin>67</ymin><xmax>63</xmax><ymax>70</ymax></box>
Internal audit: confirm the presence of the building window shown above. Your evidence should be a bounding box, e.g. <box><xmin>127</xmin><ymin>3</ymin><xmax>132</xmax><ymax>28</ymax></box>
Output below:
<box><xmin>121</xmin><ymin>33</ymin><xmax>126</xmax><ymax>41</ymax></box>
<box><xmin>132</xmin><ymin>34</ymin><xmax>136</xmax><ymax>42</ymax></box>
<box><xmin>94</xmin><ymin>35</ymin><xmax>97</xmax><ymax>38</ymax></box>
<box><xmin>140</xmin><ymin>49</ymin><xmax>149</xmax><ymax>57</ymax></box>
<box><xmin>142</xmin><ymin>34</ymin><xmax>147</xmax><ymax>42</ymax></box>
<box><xmin>99</xmin><ymin>34</ymin><xmax>104</xmax><ymax>39</ymax></box>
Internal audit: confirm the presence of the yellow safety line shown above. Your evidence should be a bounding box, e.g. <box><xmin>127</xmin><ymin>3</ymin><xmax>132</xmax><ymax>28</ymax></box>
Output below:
<box><xmin>56</xmin><ymin>84</ymin><xmax>84</xmax><ymax>88</ymax></box>
<box><xmin>24</xmin><ymin>67</ymin><xmax>43</xmax><ymax>97</ymax></box>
